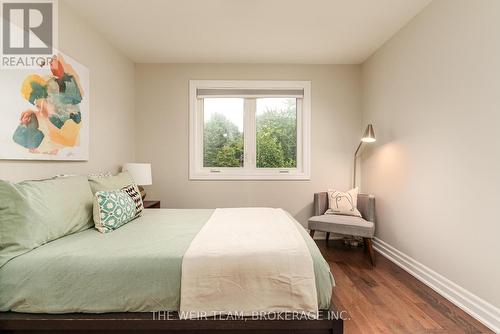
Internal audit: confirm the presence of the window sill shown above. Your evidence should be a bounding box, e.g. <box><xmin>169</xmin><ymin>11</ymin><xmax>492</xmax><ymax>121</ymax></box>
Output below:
<box><xmin>188</xmin><ymin>172</ymin><xmax>311</xmax><ymax>181</ymax></box>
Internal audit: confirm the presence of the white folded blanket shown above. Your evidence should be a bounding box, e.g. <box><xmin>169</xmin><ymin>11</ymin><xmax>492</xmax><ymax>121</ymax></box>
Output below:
<box><xmin>180</xmin><ymin>207</ymin><xmax>318</xmax><ymax>319</ymax></box>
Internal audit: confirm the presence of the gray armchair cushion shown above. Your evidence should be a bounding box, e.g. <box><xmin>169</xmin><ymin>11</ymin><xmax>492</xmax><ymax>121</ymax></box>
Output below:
<box><xmin>310</xmin><ymin>192</ymin><xmax>376</xmax><ymax>238</ymax></box>
<box><xmin>308</xmin><ymin>215</ymin><xmax>374</xmax><ymax>238</ymax></box>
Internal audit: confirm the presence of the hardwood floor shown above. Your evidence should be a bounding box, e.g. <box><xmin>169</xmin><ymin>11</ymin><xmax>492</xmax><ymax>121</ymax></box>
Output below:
<box><xmin>318</xmin><ymin>240</ymin><xmax>493</xmax><ymax>334</ymax></box>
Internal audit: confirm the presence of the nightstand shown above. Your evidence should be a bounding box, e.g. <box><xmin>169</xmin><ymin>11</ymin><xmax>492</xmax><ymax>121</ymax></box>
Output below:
<box><xmin>143</xmin><ymin>200</ymin><xmax>160</xmax><ymax>209</ymax></box>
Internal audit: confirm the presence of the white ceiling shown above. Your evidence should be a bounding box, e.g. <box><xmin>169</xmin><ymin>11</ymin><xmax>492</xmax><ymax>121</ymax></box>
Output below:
<box><xmin>64</xmin><ymin>0</ymin><xmax>431</xmax><ymax>64</ymax></box>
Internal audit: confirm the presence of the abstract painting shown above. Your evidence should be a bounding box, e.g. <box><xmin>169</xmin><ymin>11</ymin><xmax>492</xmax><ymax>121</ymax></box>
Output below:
<box><xmin>0</xmin><ymin>53</ymin><xmax>89</xmax><ymax>160</ymax></box>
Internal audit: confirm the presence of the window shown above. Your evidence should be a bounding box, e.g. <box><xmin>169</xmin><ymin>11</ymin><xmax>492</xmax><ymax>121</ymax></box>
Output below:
<box><xmin>203</xmin><ymin>98</ymin><xmax>244</xmax><ymax>168</ymax></box>
<box><xmin>189</xmin><ymin>80</ymin><xmax>310</xmax><ymax>180</ymax></box>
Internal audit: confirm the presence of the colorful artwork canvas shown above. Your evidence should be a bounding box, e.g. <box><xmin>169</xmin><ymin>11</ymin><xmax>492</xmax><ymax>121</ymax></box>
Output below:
<box><xmin>0</xmin><ymin>53</ymin><xmax>89</xmax><ymax>160</ymax></box>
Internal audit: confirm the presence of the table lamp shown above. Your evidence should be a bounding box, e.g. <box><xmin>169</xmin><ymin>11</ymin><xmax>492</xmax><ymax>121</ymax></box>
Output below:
<box><xmin>122</xmin><ymin>163</ymin><xmax>152</xmax><ymax>200</ymax></box>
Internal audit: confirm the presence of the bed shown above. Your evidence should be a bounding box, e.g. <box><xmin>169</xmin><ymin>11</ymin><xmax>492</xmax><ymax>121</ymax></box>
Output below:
<box><xmin>0</xmin><ymin>208</ymin><xmax>334</xmax><ymax>314</ymax></box>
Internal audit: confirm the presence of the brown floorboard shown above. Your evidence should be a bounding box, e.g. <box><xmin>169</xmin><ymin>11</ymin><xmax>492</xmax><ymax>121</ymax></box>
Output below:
<box><xmin>319</xmin><ymin>239</ymin><xmax>493</xmax><ymax>334</ymax></box>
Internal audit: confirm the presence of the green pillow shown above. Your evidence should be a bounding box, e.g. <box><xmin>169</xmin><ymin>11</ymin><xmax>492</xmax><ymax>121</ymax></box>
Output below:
<box><xmin>88</xmin><ymin>171</ymin><xmax>135</xmax><ymax>194</ymax></box>
<box><xmin>0</xmin><ymin>176</ymin><xmax>94</xmax><ymax>267</ymax></box>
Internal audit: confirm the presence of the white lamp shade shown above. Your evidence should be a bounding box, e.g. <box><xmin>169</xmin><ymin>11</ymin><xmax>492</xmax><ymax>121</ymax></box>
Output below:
<box><xmin>122</xmin><ymin>163</ymin><xmax>152</xmax><ymax>185</ymax></box>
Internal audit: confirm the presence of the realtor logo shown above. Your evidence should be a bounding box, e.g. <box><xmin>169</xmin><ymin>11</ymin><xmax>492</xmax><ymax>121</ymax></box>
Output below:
<box><xmin>1</xmin><ymin>0</ymin><xmax>58</xmax><ymax>69</ymax></box>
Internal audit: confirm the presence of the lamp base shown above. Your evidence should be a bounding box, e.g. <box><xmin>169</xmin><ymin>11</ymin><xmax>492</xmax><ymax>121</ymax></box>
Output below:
<box><xmin>138</xmin><ymin>185</ymin><xmax>146</xmax><ymax>200</ymax></box>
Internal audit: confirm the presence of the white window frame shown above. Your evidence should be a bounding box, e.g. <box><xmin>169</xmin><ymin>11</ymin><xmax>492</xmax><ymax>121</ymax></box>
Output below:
<box><xmin>189</xmin><ymin>80</ymin><xmax>311</xmax><ymax>180</ymax></box>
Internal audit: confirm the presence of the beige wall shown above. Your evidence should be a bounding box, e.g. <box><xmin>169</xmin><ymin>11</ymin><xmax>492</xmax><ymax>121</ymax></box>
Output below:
<box><xmin>361</xmin><ymin>0</ymin><xmax>500</xmax><ymax>308</ymax></box>
<box><xmin>135</xmin><ymin>64</ymin><xmax>361</xmax><ymax>226</ymax></box>
<box><xmin>0</xmin><ymin>2</ymin><xmax>135</xmax><ymax>181</ymax></box>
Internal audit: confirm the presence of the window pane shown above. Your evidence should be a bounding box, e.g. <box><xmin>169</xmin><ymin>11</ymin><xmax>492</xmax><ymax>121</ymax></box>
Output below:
<box><xmin>203</xmin><ymin>98</ymin><xmax>244</xmax><ymax>167</ymax></box>
<box><xmin>256</xmin><ymin>98</ymin><xmax>297</xmax><ymax>168</ymax></box>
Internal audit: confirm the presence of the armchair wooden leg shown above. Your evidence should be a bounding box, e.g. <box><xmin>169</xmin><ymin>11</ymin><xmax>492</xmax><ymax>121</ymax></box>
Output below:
<box><xmin>326</xmin><ymin>232</ymin><xmax>330</xmax><ymax>241</ymax></box>
<box><xmin>310</xmin><ymin>230</ymin><xmax>315</xmax><ymax>238</ymax></box>
<box><xmin>364</xmin><ymin>238</ymin><xmax>376</xmax><ymax>266</ymax></box>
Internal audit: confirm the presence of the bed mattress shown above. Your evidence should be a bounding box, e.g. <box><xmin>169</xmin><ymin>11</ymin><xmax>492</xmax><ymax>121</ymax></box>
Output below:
<box><xmin>0</xmin><ymin>209</ymin><xmax>334</xmax><ymax>313</ymax></box>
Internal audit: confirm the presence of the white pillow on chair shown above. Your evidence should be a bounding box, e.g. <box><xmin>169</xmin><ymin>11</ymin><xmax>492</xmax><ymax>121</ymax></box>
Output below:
<box><xmin>325</xmin><ymin>188</ymin><xmax>362</xmax><ymax>217</ymax></box>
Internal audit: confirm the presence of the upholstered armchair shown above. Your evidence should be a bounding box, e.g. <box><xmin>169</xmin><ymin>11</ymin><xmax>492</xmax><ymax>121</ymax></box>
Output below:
<box><xmin>308</xmin><ymin>192</ymin><xmax>376</xmax><ymax>265</ymax></box>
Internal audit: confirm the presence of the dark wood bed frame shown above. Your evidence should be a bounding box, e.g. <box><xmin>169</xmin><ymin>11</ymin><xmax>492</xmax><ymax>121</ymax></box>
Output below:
<box><xmin>0</xmin><ymin>310</ymin><xmax>343</xmax><ymax>334</ymax></box>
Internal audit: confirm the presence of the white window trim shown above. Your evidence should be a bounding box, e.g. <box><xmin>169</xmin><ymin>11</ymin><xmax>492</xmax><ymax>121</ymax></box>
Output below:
<box><xmin>189</xmin><ymin>80</ymin><xmax>311</xmax><ymax>180</ymax></box>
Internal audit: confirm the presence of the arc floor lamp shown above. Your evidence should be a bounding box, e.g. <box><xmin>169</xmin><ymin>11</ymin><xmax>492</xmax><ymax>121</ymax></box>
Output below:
<box><xmin>353</xmin><ymin>124</ymin><xmax>376</xmax><ymax>187</ymax></box>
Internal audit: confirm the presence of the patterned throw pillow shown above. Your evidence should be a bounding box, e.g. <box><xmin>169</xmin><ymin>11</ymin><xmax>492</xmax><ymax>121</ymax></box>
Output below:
<box><xmin>121</xmin><ymin>184</ymin><xmax>144</xmax><ymax>217</ymax></box>
<box><xmin>325</xmin><ymin>188</ymin><xmax>362</xmax><ymax>217</ymax></box>
<box><xmin>87</xmin><ymin>171</ymin><xmax>112</xmax><ymax>178</ymax></box>
<box><xmin>93</xmin><ymin>184</ymin><xmax>144</xmax><ymax>233</ymax></box>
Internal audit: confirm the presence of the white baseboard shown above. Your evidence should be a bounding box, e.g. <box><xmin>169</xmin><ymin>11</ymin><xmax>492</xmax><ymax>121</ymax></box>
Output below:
<box><xmin>373</xmin><ymin>237</ymin><xmax>500</xmax><ymax>333</ymax></box>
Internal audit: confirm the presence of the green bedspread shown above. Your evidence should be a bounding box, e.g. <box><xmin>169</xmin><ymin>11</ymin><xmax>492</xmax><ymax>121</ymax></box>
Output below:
<box><xmin>0</xmin><ymin>209</ymin><xmax>334</xmax><ymax>313</ymax></box>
